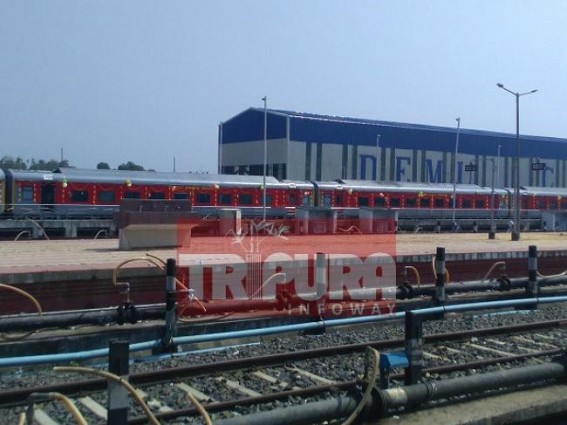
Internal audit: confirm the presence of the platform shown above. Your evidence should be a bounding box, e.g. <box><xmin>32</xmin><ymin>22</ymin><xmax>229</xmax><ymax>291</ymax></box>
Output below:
<box><xmin>1</xmin><ymin>232</ymin><xmax>567</xmax><ymax>313</ymax></box>
<box><xmin>1</xmin><ymin>232</ymin><xmax>566</xmax><ymax>276</ymax></box>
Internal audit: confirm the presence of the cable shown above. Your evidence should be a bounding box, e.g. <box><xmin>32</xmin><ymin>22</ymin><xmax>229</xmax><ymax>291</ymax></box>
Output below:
<box><xmin>341</xmin><ymin>346</ymin><xmax>380</xmax><ymax>425</ymax></box>
<box><xmin>54</xmin><ymin>366</ymin><xmax>160</xmax><ymax>425</ymax></box>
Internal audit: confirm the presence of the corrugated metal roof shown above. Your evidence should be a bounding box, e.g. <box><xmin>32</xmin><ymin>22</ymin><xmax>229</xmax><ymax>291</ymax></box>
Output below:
<box><xmin>222</xmin><ymin>108</ymin><xmax>567</xmax><ymax>159</ymax></box>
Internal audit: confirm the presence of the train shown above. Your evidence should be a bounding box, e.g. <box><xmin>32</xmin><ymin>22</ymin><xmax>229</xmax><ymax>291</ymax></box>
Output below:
<box><xmin>1</xmin><ymin>167</ymin><xmax>567</xmax><ymax>231</ymax></box>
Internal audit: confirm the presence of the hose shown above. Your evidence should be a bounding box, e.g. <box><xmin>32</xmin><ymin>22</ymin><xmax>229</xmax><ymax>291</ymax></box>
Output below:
<box><xmin>0</xmin><ymin>283</ymin><xmax>43</xmax><ymax>341</ymax></box>
<box><xmin>341</xmin><ymin>347</ymin><xmax>380</xmax><ymax>425</ymax></box>
<box><xmin>54</xmin><ymin>366</ymin><xmax>160</xmax><ymax>425</ymax></box>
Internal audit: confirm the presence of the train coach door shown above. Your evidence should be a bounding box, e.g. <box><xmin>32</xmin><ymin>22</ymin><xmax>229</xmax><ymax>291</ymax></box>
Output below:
<box><xmin>41</xmin><ymin>183</ymin><xmax>55</xmax><ymax>212</ymax></box>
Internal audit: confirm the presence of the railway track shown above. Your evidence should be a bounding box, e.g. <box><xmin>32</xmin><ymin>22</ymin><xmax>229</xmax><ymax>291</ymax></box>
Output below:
<box><xmin>1</xmin><ymin>310</ymin><xmax>566</xmax><ymax>424</ymax></box>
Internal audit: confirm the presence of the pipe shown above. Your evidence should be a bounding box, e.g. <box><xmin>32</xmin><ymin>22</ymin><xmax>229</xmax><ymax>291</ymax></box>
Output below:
<box><xmin>7</xmin><ymin>271</ymin><xmax>567</xmax><ymax>332</ymax></box>
<box><xmin>377</xmin><ymin>358</ymin><xmax>567</xmax><ymax>415</ymax></box>
<box><xmin>0</xmin><ymin>305</ymin><xmax>164</xmax><ymax>332</ymax></box>
<box><xmin>413</xmin><ymin>295</ymin><xmax>567</xmax><ymax>318</ymax></box>
<box><xmin>214</xmin><ymin>395</ymin><xmax>359</xmax><ymax>425</ymax></box>
<box><xmin>3</xmin><ymin>296</ymin><xmax>567</xmax><ymax>368</ymax></box>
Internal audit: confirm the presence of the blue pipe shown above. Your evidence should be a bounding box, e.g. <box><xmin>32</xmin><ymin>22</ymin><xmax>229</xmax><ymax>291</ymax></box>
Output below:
<box><xmin>2</xmin><ymin>296</ymin><xmax>566</xmax><ymax>368</ymax></box>
<box><xmin>414</xmin><ymin>295</ymin><xmax>567</xmax><ymax>317</ymax></box>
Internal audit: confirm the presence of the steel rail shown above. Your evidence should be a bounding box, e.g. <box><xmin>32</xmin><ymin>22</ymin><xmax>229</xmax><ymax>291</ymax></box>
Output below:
<box><xmin>0</xmin><ymin>318</ymin><xmax>565</xmax><ymax>406</ymax></box>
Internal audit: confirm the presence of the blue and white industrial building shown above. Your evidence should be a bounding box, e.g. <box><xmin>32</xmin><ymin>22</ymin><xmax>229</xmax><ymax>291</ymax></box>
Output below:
<box><xmin>219</xmin><ymin>108</ymin><xmax>567</xmax><ymax>188</ymax></box>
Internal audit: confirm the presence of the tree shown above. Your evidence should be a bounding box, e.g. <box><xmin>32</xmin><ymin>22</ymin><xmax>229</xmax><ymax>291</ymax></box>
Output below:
<box><xmin>117</xmin><ymin>161</ymin><xmax>144</xmax><ymax>171</ymax></box>
<box><xmin>29</xmin><ymin>159</ymin><xmax>63</xmax><ymax>171</ymax></box>
<box><xmin>97</xmin><ymin>162</ymin><xmax>111</xmax><ymax>169</ymax></box>
<box><xmin>0</xmin><ymin>156</ymin><xmax>27</xmax><ymax>170</ymax></box>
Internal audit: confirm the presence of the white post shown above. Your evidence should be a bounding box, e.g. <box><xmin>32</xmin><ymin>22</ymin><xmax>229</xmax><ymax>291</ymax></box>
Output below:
<box><xmin>262</xmin><ymin>96</ymin><xmax>268</xmax><ymax>222</ymax></box>
<box><xmin>451</xmin><ymin>117</ymin><xmax>461</xmax><ymax>230</ymax></box>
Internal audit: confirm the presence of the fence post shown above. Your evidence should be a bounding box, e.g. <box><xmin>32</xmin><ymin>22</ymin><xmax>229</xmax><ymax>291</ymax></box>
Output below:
<box><xmin>434</xmin><ymin>247</ymin><xmax>446</xmax><ymax>305</ymax></box>
<box><xmin>404</xmin><ymin>310</ymin><xmax>423</xmax><ymax>385</ymax></box>
<box><xmin>162</xmin><ymin>258</ymin><xmax>178</xmax><ymax>351</ymax></box>
<box><xmin>107</xmin><ymin>340</ymin><xmax>129</xmax><ymax>425</ymax></box>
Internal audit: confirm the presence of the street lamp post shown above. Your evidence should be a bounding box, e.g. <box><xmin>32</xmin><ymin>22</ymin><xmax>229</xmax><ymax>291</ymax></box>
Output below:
<box><xmin>451</xmin><ymin>117</ymin><xmax>461</xmax><ymax>231</ymax></box>
<box><xmin>496</xmin><ymin>83</ymin><xmax>538</xmax><ymax>241</ymax></box>
<box><xmin>489</xmin><ymin>158</ymin><xmax>496</xmax><ymax>239</ymax></box>
<box><xmin>262</xmin><ymin>96</ymin><xmax>268</xmax><ymax>222</ymax></box>
<box><xmin>376</xmin><ymin>134</ymin><xmax>381</xmax><ymax>181</ymax></box>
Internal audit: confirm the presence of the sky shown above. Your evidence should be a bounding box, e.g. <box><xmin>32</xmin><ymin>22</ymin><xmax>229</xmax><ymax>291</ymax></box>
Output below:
<box><xmin>1</xmin><ymin>1</ymin><xmax>566</xmax><ymax>172</ymax></box>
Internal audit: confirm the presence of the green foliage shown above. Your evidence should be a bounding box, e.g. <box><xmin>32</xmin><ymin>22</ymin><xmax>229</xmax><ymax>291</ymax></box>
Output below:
<box><xmin>1</xmin><ymin>156</ymin><xmax>148</xmax><ymax>171</ymax></box>
<box><xmin>0</xmin><ymin>156</ymin><xmax>73</xmax><ymax>171</ymax></box>
<box><xmin>117</xmin><ymin>161</ymin><xmax>145</xmax><ymax>171</ymax></box>
<box><xmin>96</xmin><ymin>162</ymin><xmax>111</xmax><ymax>169</ymax></box>
<box><xmin>0</xmin><ymin>155</ymin><xmax>27</xmax><ymax>170</ymax></box>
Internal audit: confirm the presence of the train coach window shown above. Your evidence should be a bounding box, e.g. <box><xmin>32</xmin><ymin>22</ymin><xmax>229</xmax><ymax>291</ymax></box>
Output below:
<box><xmin>238</xmin><ymin>194</ymin><xmax>253</xmax><ymax>205</ymax></box>
<box><xmin>475</xmin><ymin>200</ymin><xmax>485</xmax><ymax>209</ymax></box>
<box><xmin>288</xmin><ymin>193</ymin><xmax>296</xmax><ymax>205</ymax></box>
<box><xmin>124</xmin><ymin>191</ymin><xmax>141</xmax><ymax>199</ymax></box>
<box><xmin>71</xmin><ymin>190</ymin><xmax>89</xmax><ymax>202</ymax></box>
<box><xmin>322</xmin><ymin>194</ymin><xmax>332</xmax><ymax>207</ymax></box>
<box><xmin>196</xmin><ymin>193</ymin><xmax>211</xmax><ymax>204</ymax></box>
<box><xmin>390</xmin><ymin>198</ymin><xmax>401</xmax><ymax>207</ymax></box>
<box><xmin>149</xmin><ymin>192</ymin><xmax>165</xmax><ymax>200</ymax></box>
<box><xmin>218</xmin><ymin>193</ymin><xmax>232</xmax><ymax>205</ymax></box>
<box><xmin>434</xmin><ymin>198</ymin><xmax>445</xmax><ymax>208</ymax></box>
<box><xmin>21</xmin><ymin>186</ymin><xmax>34</xmax><ymax>203</ymax></box>
<box><xmin>462</xmin><ymin>199</ymin><xmax>472</xmax><ymax>208</ymax></box>
<box><xmin>420</xmin><ymin>198</ymin><xmax>430</xmax><ymax>208</ymax></box>
<box><xmin>358</xmin><ymin>196</ymin><xmax>369</xmax><ymax>207</ymax></box>
<box><xmin>374</xmin><ymin>197</ymin><xmax>386</xmax><ymax>207</ymax></box>
<box><xmin>98</xmin><ymin>191</ymin><xmax>116</xmax><ymax>203</ymax></box>
<box><xmin>550</xmin><ymin>199</ymin><xmax>558</xmax><ymax>209</ymax></box>
<box><xmin>173</xmin><ymin>193</ymin><xmax>189</xmax><ymax>200</ymax></box>
<box><xmin>405</xmin><ymin>198</ymin><xmax>416</xmax><ymax>207</ymax></box>
<box><xmin>335</xmin><ymin>194</ymin><xmax>343</xmax><ymax>205</ymax></box>
<box><xmin>537</xmin><ymin>199</ymin><xmax>547</xmax><ymax>209</ymax></box>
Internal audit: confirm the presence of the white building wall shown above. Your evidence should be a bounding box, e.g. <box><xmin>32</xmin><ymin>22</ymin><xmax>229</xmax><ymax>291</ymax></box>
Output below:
<box><xmin>221</xmin><ymin>138</ymin><xmax>561</xmax><ymax>187</ymax></box>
